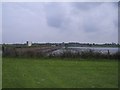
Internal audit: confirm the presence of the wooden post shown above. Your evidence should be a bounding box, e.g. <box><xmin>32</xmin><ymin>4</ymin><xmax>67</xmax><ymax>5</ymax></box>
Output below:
<box><xmin>107</xmin><ymin>50</ymin><xmax>110</xmax><ymax>59</ymax></box>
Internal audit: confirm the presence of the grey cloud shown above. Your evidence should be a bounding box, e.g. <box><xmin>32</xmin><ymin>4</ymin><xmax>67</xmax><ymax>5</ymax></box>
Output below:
<box><xmin>72</xmin><ymin>2</ymin><xmax>103</xmax><ymax>10</ymax></box>
<box><xmin>0</xmin><ymin>3</ymin><xmax>1</xmax><ymax>44</ymax></box>
<box><xmin>44</xmin><ymin>3</ymin><xmax>66</xmax><ymax>28</ymax></box>
<box><xmin>83</xmin><ymin>22</ymin><xmax>98</xmax><ymax>33</ymax></box>
<box><xmin>47</xmin><ymin>16</ymin><xmax>64</xmax><ymax>28</ymax></box>
<box><xmin>2</xmin><ymin>2</ymin><xmax>118</xmax><ymax>44</ymax></box>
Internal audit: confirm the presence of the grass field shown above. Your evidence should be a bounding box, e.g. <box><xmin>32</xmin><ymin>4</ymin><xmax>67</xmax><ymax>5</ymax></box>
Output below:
<box><xmin>2</xmin><ymin>58</ymin><xmax>118</xmax><ymax>88</ymax></box>
<box><xmin>0</xmin><ymin>57</ymin><xmax>2</xmax><ymax>89</ymax></box>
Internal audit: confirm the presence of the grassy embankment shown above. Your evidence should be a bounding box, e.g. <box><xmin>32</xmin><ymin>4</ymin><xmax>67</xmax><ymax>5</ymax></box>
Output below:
<box><xmin>2</xmin><ymin>57</ymin><xmax>118</xmax><ymax>88</ymax></box>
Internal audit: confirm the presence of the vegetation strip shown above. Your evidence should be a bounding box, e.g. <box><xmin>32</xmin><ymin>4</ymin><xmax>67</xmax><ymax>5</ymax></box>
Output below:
<box><xmin>3</xmin><ymin>58</ymin><xmax>118</xmax><ymax>88</ymax></box>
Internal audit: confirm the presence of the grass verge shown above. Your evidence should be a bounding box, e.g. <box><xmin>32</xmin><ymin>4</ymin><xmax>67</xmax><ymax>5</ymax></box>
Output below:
<box><xmin>2</xmin><ymin>57</ymin><xmax>118</xmax><ymax>88</ymax></box>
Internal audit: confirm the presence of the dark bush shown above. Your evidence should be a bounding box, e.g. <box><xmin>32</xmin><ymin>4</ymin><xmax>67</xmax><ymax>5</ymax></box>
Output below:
<box><xmin>2</xmin><ymin>45</ymin><xmax>119</xmax><ymax>60</ymax></box>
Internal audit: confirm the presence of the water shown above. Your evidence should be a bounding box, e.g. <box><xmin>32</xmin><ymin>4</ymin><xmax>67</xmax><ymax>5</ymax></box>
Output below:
<box><xmin>51</xmin><ymin>47</ymin><xmax>119</xmax><ymax>55</ymax></box>
<box><xmin>68</xmin><ymin>47</ymin><xmax>119</xmax><ymax>54</ymax></box>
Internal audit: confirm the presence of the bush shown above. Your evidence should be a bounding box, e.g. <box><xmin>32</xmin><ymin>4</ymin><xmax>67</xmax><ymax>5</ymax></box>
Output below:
<box><xmin>2</xmin><ymin>46</ymin><xmax>119</xmax><ymax>59</ymax></box>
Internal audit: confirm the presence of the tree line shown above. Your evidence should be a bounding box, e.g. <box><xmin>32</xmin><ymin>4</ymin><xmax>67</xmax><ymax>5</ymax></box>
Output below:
<box><xmin>2</xmin><ymin>45</ymin><xmax>120</xmax><ymax>60</ymax></box>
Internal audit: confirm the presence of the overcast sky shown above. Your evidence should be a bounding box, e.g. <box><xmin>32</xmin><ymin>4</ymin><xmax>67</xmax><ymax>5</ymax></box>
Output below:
<box><xmin>2</xmin><ymin>2</ymin><xmax>118</xmax><ymax>44</ymax></box>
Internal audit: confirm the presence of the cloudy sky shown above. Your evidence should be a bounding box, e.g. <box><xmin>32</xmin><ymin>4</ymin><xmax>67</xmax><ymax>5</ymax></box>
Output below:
<box><xmin>2</xmin><ymin>2</ymin><xmax>118</xmax><ymax>44</ymax></box>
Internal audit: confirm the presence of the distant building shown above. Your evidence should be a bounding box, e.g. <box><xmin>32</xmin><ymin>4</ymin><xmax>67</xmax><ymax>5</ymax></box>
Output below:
<box><xmin>26</xmin><ymin>41</ymin><xmax>32</xmax><ymax>46</ymax></box>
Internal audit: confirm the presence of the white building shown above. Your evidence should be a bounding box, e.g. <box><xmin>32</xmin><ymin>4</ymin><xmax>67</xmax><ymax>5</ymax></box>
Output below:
<box><xmin>26</xmin><ymin>41</ymin><xmax>32</xmax><ymax>46</ymax></box>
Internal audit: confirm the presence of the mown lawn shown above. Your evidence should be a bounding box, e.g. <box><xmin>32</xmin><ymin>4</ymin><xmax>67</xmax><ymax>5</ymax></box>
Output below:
<box><xmin>2</xmin><ymin>58</ymin><xmax>118</xmax><ymax>88</ymax></box>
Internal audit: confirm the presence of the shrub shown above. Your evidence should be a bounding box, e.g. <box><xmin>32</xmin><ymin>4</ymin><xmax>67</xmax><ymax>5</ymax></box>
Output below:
<box><xmin>2</xmin><ymin>46</ymin><xmax>119</xmax><ymax>59</ymax></box>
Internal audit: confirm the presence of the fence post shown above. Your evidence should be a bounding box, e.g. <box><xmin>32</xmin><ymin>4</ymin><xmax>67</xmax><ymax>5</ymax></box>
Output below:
<box><xmin>107</xmin><ymin>50</ymin><xmax>110</xmax><ymax>58</ymax></box>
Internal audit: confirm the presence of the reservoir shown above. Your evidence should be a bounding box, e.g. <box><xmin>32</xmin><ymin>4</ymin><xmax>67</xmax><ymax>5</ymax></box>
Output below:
<box><xmin>51</xmin><ymin>47</ymin><xmax>119</xmax><ymax>55</ymax></box>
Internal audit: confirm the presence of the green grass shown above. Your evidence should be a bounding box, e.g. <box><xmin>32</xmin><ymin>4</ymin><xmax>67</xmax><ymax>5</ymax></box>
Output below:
<box><xmin>2</xmin><ymin>58</ymin><xmax>118</xmax><ymax>88</ymax></box>
<box><xmin>0</xmin><ymin>57</ymin><xmax>2</xmax><ymax>89</ymax></box>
